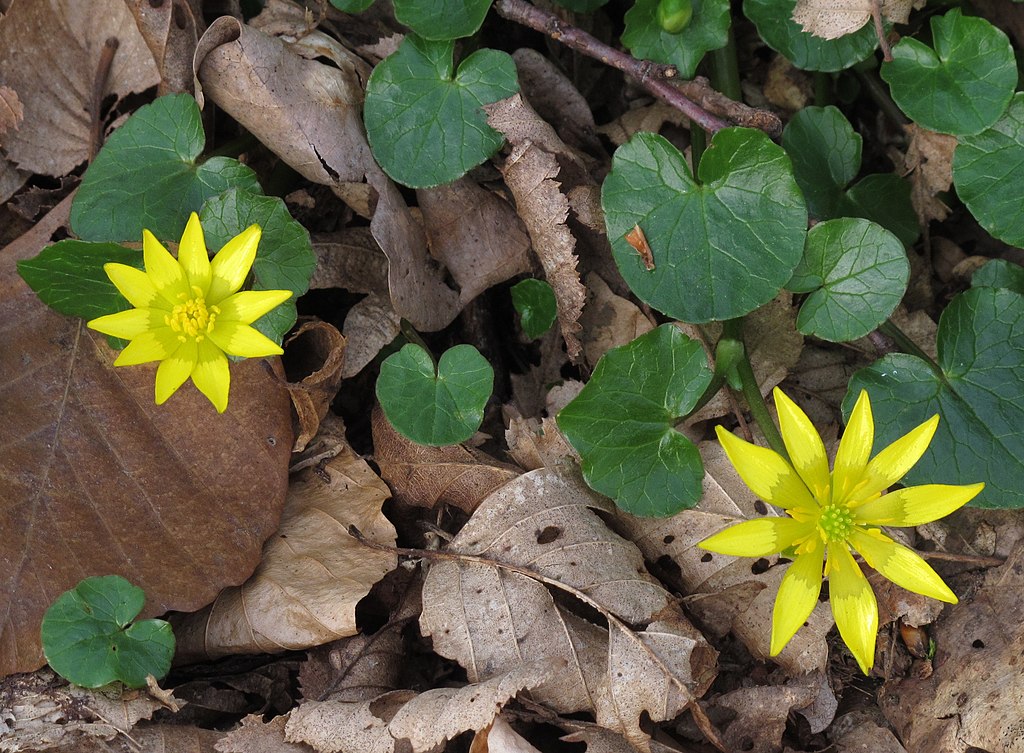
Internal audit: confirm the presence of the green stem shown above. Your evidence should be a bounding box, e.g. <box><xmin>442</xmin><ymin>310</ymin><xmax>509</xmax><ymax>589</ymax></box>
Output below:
<box><xmin>735</xmin><ymin>341</ymin><xmax>789</xmax><ymax>461</ymax></box>
<box><xmin>690</xmin><ymin>126</ymin><xmax>706</xmax><ymax>175</ymax></box>
<box><xmin>851</xmin><ymin>65</ymin><xmax>907</xmax><ymax>128</ymax></box>
<box><xmin>709</xmin><ymin>26</ymin><xmax>742</xmax><ymax>101</ymax></box>
<box><xmin>878</xmin><ymin>319</ymin><xmax>941</xmax><ymax>371</ymax></box>
<box><xmin>813</xmin><ymin>72</ymin><xmax>833</xmax><ymax>107</ymax></box>
<box><xmin>399</xmin><ymin>320</ymin><xmax>434</xmax><ymax>361</ymax></box>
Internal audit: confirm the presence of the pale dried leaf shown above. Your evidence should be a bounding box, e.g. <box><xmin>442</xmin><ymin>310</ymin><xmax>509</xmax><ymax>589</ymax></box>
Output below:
<box><xmin>708</xmin><ymin>686</ymin><xmax>816</xmax><ymax>753</ymax></box>
<box><xmin>0</xmin><ymin>0</ymin><xmax>158</xmax><ymax>175</ymax></box>
<box><xmin>125</xmin><ymin>0</ymin><xmax>200</xmax><ymax>95</ymax></box>
<box><xmin>341</xmin><ymin>293</ymin><xmax>401</xmax><ymax>378</ymax></box>
<box><xmin>0</xmin><ymin>157</ymin><xmax>28</xmax><ymax>205</ymax></box>
<box><xmin>834</xmin><ymin>719</ymin><xmax>908</xmax><ymax>753</ymax></box>
<box><xmin>509</xmin><ymin>327</ymin><xmax>570</xmax><ymax>418</ymax></box>
<box><xmin>0</xmin><ymin>84</ymin><xmax>22</xmax><ymax>141</ymax></box>
<box><xmin>194</xmin><ymin>17</ymin><xmax>369</xmax><ymax>186</ymax></box>
<box><xmin>511</xmin><ymin>48</ymin><xmax>599</xmax><ymax>152</ymax></box>
<box><xmin>578</xmin><ymin>272</ymin><xmax>655</xmax><ymax>366</ymax></box>
<box><xmin>597</xmin><ymin>102</ymin><xmax>688</xmax><ymax>147</ymax></box>
<box><xmin>285</xmin><ymin>320</ymin><xmax>346</xmax><ymax>452</ymax></box>
<box><xmin>285</xmin><ymin>692</ymin><xmax>409</xmax><ymax>753</ymax></box>
<box><xmin>216</xmin><ymin>714</ymin><xmax>314</xmax><ymax>753</ymax></box>
<box><xmin>558</xmin><ymin>722</ymin><xmax>691</xmax><ymax>753</ymax></box>
<box><xmin>310</xmin><ymin>230</ymin><xmax>389</xmax><ymax>294</ymax></box>
<box><xmin>417</xmin><ymin>178</ymin><xmax>533</xmax><ymax>306</ymax></box>
<box><xmin>902</xmin><ymin>124</ymin><xmax>956</xmax><ymax>225</ymax></box>
<box><xmin>172</xmin><ymin>431</ymin><xmax>396</xmax><ymax>661</ymax></box>
<box><xmin>794</xmin><ymin>0</ymin><xmax>917</xmax><ymax>39</ymax></box>
<box><xmin>504</xmin><ymin>414</ymin><xmax>577</xmax><ymax>471</ymax></box>
<box><xmin>373</xmin><ymin>405</ymin><xmax>520</xmax><ymax>514</ymax></box>
<box><xmin>763</xmin><ymin>55</ymin><xmax>813</xmax><ymax>112</ymax></box>
<box><xmin>471</xmin><ymin>716</ymin><xmax>542</xmax><ymax>753</ymax></box>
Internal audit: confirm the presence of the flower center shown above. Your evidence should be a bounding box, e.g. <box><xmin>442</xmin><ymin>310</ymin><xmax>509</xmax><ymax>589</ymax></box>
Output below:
<box><xmin>166</xmin><ymin>286</ymin><xmax>220</xmax><ymax>343</ymax></box>
<box><xmin>818</xmin><ymin>503</ymin><xmax>854</xmax><ymax>542</ymax></box>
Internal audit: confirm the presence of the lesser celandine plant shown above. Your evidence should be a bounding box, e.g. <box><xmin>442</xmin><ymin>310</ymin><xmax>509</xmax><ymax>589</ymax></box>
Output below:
<box><xmin>87</xmin><ymin>213</ymin><xmax>291</xmax><ymax>413</ymax></box>
<box><xmin>700</xmin><ymin>388</ymin><xmax>984</xmax><ymax>672</ymax></box>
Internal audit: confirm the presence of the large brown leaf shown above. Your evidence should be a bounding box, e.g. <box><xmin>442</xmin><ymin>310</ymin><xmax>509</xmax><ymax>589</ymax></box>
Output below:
<box><xmin>0</xmin><ymin>200</ymin><xmax>292</xmax><ymax>678</ymax></box>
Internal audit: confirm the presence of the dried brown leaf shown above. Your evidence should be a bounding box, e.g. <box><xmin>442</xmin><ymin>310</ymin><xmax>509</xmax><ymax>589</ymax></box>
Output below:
<box><xmin>597</xmin><ymin>102</ymin><xmax>688</xmax><ymax>147</ymax></box>
<box><xmin>216</xmin><ymin>714</ymin><xmax>314</xmax><ymax>753</ymax></box>
<box><xmin>0</xmin><ymin>0</ymin><xmax>158</xmax><ymax>175</ymax></box>
<box><xmin>417</xmin><ymin>177</ymin><xmax>533</xmax><ymax>306</ymax></box>
<box><xmin>372</xmin><ymin>405</ymin><xmax>520</xmax><ymax>513</ymax></box>
<box><xmin>511</xmin><ymin>48</ymin><xmax>599</xmax><ymax>152</ymax></box>
<box><xmin>284</xmin><ymin>320</ymin><xmax>346</xmax><ymax>452</ymax></box>
<box><xmin>578</xmin><ymin>273</ymin><xmax>655</xmax><ymax>366</ymax></box>
<box><xmin>124</xmin><ymin>0</ymin><xmax>200</xmax><ymax>96</ymax></box>
<box><xmin>310</xmin><ymin>230</ymin><xmax>389</xmax><ymax>295</ymax></box>
<box><xmin>504</xmin><ymin>414</ymin><xmax>576</xmax><ymax>471</ymax></box>
<box><xmin>792</xmin><ymin>0</ymin><xmax>917</xmax><ymax>40</ymax></box>
<box><xmin>0</xmin><ymin>84</ymin><xmax>23</xmax><ymax>142</ymax></box>
<box><xmin>708</xmin><ymin>686</ymin><xmax>816</xmax><ymax>753</ymax></box>
<box><xmin>172</xmin><ymin>429</ymin><xmax>395</xmax><ymax>661</ymax></box>
<box><xmin>902</xmin><ymin>124</ymin><xmax>956</xmax><ymax>225</ymax></box>
<box><xmin>285</xmin><ymin>691</ymin><xmax>409</xmax><ymax>753</ymax></box>
<box><xmin>1</xmin><ymin>199</ymin><xmax>292</xmax><ymax>678</ymax></box>
<box><xmin>471</xmin><ymin>716</ymin><xmax>542</xmax><ymax>753</ymax></box>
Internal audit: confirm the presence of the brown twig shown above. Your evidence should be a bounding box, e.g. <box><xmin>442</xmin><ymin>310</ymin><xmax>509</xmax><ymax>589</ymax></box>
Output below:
<box><xmin>348</xmin><ymin>525</ymin><xmax>728</xmax><ymax>752</ymax></box>
<box><xmin>918</xmin><ymin>550</ymin><xmax>1005</xmax><ymax>568</ymax></box>
<box><xmin>88</xmin><ymin>37</ymin><xmax>119</xmax><ymax>161</ymax></box>
<box><xmin>869</xmin><ymin>0</ymin><xmax>893</xmax><ymax>62</ymax></box>
<box><xmin>492</xmin><ymin>0</ymin><xmax>781</xmax><ymax>137</ymax></box>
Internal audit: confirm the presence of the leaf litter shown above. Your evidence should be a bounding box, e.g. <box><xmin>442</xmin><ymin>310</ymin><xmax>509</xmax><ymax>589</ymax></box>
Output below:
<box><xmin>2</xmin><ymin>0</ymin><xmax>1022</xmax><ymax>752</ymax></box>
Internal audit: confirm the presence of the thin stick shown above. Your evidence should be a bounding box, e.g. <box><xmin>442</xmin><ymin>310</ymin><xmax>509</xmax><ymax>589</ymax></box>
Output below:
<box><xmin>89</xmin><ymin>37</ymin><xmax>119</xmax><ymax>161</ymax></box>
<box><xmin>869</xmin><ymin>0</ymin><xmax>893</xmax><ymax>62</ymax></box>
<box><xmin>348</xmin><ymin>526</ymin><xmax>728</xmax><ymax>752</ymax></box>
<box><xmin>917</xmin><ymin>550</ymin><xmax>1005</xmax><ymax>568</ymax></box>
<box><xmin>492</xmin><ymin>0</ymin><xmax>781</xmax><ymax>137</ymax></box>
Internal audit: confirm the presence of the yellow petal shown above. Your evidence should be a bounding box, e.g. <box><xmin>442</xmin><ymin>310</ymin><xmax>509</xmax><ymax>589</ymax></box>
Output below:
<box><xmin>216</xmin><ymin>289</ymin><xmax>292</xmax><ymax>325</ymax></box>
<box><xmin>770</xmin><ymin>539</ymin><xmax>825</xmax><ymax>656</ymax></box>
<box><xmin>854</xmin><ymin>483</ymin><xmax>983</xmax><ymax>527</ymax></box>
<box><xmin>774</xmin><ymin>388</ymin><xmax>830</xmax><ymax>500</ymax></box>
<box><xmin>857</xmin><ymin>415</ymin><xmax>939</xmax><ymax>500</ymax></box>
<box><xmin>848</xmin><ymin>528</ymin><xmax>957</xmax><ymax>603</ymax></box>
<box><xmin>104</xmin><ymin>263</ymin><xmax>165</xmax><ymax>310</ymax></box>
<box><xmin>154</xmin><ymin>339</ymin><xmax>198</xmax><ymax>405</ymax></box>
<box><xmin>207</xmin><ymin>321</ymin><xmax>283</xmax><ymax>358</ymax></box>
<box><xmin>88</xmin><ymin>308</ymin><xmax>165</xmax><ymax>340</ymax></box>
<box><xmin>143</xmin><ymin>229</ymin><xmax>190</xmax><ymax>305</ymax></box>
<box><xmin>827</xmin><ymin>543</ymin><xmax>878</xmax><ymax>674</ymax></box>
<box><xmin>192</xmin><ymin>339</ymin><xmax>230</xmax><ymax>412</ymax></box>
<box><xmin>208</xmin><ymin>224</ymin><xmax>261</xmax><ymax>303</ymax></box>
<box><xmin>699</xmin><ymin>517</ymin><xmax>813</xmax><ymax>557</ymax></box>
<box><xmin>177</xmin><ymin>212</ymin><xmax>211</xmax><ymax>295</ymax></box>
<box><xmin>715</xmin><ymin>426</ymin><xmax>816</xmax><ymax>511</ymax></box>
<box><xmin>833</xmin><ymin>390</ymin><xmax>874</xmax><ymax>505</ymax></box>
<box><xmin>113</xmin><ymin>327</ymin><xmax>180</xmax><ymax>366</ymax></box>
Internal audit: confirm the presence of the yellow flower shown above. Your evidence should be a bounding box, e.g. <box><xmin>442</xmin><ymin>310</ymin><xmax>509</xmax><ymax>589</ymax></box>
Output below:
<box><xmin>700</xmin><ymin>388</ymin><xmax>983</xmax><ymax>673</ymax></box>
<box><xmin>88</xmin><ymin>213</ymin><xmax>291</xmax><ymax>413</ymax></box>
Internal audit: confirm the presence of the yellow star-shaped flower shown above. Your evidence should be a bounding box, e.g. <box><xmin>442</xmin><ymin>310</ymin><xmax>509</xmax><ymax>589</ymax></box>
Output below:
<box><xmin>700</xmin><ymin>388</ymin><xmax>983</xmax><ymax>673</ymax></box>
<box><xmin>87</xmin><ymin>213</ymin><xmax>291</xmax><ymax>413</ymax></box>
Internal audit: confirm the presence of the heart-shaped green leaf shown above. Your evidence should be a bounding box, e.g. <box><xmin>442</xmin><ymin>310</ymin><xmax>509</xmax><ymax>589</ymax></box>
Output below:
<box><xmin>788</xmin><ymin>218</ymin><xmax>908</xmax><ymax>342</ymax></box>
<box><xmin>40</xmin><ymin>576</ymin><xmax>175</xmax><ymax>689</ymax></box>
<box><xmin>602</xmin><ymin>129</ymin><xmax>806</xmax><ymax>323</ymax></box>
<box><xmin>844</xmin><ymin>287</ymin><xmax>1024</xmax><ymax>509</ymax></box>
<box><xmin>972</xmin><ymin>259</ymin><xmax>1024</xmax><ymax>295</ymax></box>
<box><xmin>511</xmin><ymin>278</ymin><xmax>557</xmax><ymax>340</ymax></box>
<box><xmin>364</xmin><ymin>36</ymin><xmax>519</xmax><ymax>189</ymax></box>
<box><xmin>376</xmin><ymin>344</ymin><xmax>494</xmax><ymax>446</ymax></box>
<box><xmin>881</xmin><ymin>10</ymin><xmax>1015</xmax><ymax>136</ymax></box>
<box><xmin>744</xmin><ymin>0</ymin><xmax>878</xmax><ymax>71</ymax></box>
<box><xmin>558</xmin><ymin>325</ymin><xmax>712</xmax><ymax>516</ymax></box>
<box><xmin>783</xmin><ymin>107</ymin><xmax>917</xmax><ymax>246</ymax></box>
<box><xmin>392</xmin><ymin>0</ymin><xmax>491</xmax><ymax>40</ymax></box>
<box><xmin>199</xmin><ymin>189</ymin><xmax>315</xmax><ymax>344</ymax></box>
<box><xmin>16</xmin><ymin>241</ymin><xmax>142</xmax><ymax>321</ymax></box>
<box><xmin>622</xmin><ymin>0</ymin><xmax>730</xmax><ymax>78</ymax></box>
<box><xmin>70</xmin><ymin>94</ymin><xmax>261</xmax><ymax>243</ymax></box>
<box><xmin>953</xmin><ymin>93</ymin><xmax>1024</xmax><ymax>247</ymax></box>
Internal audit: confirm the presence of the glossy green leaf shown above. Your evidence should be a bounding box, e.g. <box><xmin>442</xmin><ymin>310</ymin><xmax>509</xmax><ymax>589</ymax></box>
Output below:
<box><xmin>783</xmin><ymin>107</ymin><xmax>918</xmax><ymax>246</ymax></box>
<box><xmin>788</xmin><ymin>218</ymin><xmax>908</xmax><ymax>342</ymax></box>
<box><xmin>392</xmin><ymin>0</ymin><xmax>491</xmax><ymax>40</ymax></box>
<box><xmin>376</xmin><ymin>344</ymin><xmax>494</xmax><ymax>446</ymax></box>
<box><xmin>199</xmin><ymin>189</ymin><xmax>315</xmax><ymax>344</ymax></box>
<box><xmin>601</xmin><ymin>129</ymin><xmax>806</xmax><ymax>323</ymax></box>
<box><xmin>557</xmin><ymin>325</ymin><xmax>712</xmax><ymax>516</ymax></box>
<box><xmin>743</xmin><ymin>0</ymin><xmax>877</xmax><ymax>72</ymax></box>
<box><xmin>622</xmin><ymin>0</ymin><xmax>730</xmax><ymax>78</ymax></box>
<box><xmin>511</xmin><ymin>279</ymin><xmax>557</xmax><ymax>340</ymax></box>
<box><xmin>16</xmin><ymin>241</ymin><xmax>142</xmax><ymax>321</ymax></box>
<box><xmin>70</xmin><ymin>94</ymin><xmax>261</xmax><ymax>243</ymax></box>
<box><xmin>881</xmin><ymin>10</ymin><xmax>1015</xmax><ymax>136</ymax></box>
<box><xmin>972</xmin><ymin>259</ymin><xmax>1024</xmax><ymax>295</ymax></box>
<box><xmin>40</xmin><ymin>576</ymin><xmax>175</xmax><ymax>689</ymax></box>
<box><xmin>844</xmin><ymin>287</ymin><xmax>1024</xmax><ymax>508</ymax></box>
<box><xmin>953</xmin><ymin>93</ymin><xmax>1024</xmax><ymax>247</ymax></box>
<box><xmin>328</xmin><ymin>0</ymin><xmax>375</xmax><ymax>10</ymax></box>
<box><xmin>364</xmin><ymin>36</ymin><xmax>519</xmax><ymax>189</ymax></box>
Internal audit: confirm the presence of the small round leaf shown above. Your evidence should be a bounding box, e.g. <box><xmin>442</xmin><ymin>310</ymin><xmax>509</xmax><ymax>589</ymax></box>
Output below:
<box><xmin>376</xmin><ymin>344</ymin><xmax>494</xmax><ymax>446</ymax></box>
<box><xmin>622</xmin><ymin>0</ymin><xmax>730</xmax><ymax>79</ymax></box>
<box><xmin>392</xmin><ymin>0</ymin><xmax>491</xmax><ymax>40</ymax></box>
<box><xmin>953</xmin><ymin>93</ymin><xmax>1024</xmax><ymax>247</ymax></box>
<box><xmin>783</xmin><ymin>106</ymin><xmax>862</xmax><ymax>218</ymax></box>
<box><xmin>845</xmin><ymin>287</ymin><xmax>1024</xmax><ymax>509</ymax></box>
<box><xmin>364</xmin><ymin>36</ymin><xmax>519</xmax><ymax>188</ymax></box>
<box><xmin>788</xmin><ymin>218</ymin><xmax>908</xmax><ymax>342</ymax></box>
<box><xmin>557</xmin><ymin>325</ymin><xmax>712</xmax><ymax>516</ymax></box>
<box><xmin>602</xmin><ymin>129</ymin><xmax>807</xmax><ymax>323</ymax></box>
<box><xmin>511</xmin><ymin>279</ymin><xmax>557</xmax><ymax>340</ymax></box>
<box><xmin>200</xmin><ymin>189</ymin><xmax>316</xmax><ymax>344</ymax></box>
<box><xmin>70</xmin><ymin>94</ymin><xmax>261</xmax><ymax>243</ymax></box>
<box><xmin>744</xmin><ymin>0</ymin><xmax>878</xmax><ymax>72</ymax></box>
<box><xmin>881</xmin><ymin>10</ymin><xmax>1015</xmax><ymax>136</ymax></box>
<box><xmin>40</xmin><ymin>576</ymin><xmax>175</xmax><ymax>689</ymax></box>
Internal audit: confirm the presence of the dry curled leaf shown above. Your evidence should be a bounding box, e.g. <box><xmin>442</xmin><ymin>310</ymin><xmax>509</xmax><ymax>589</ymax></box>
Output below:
<box><xmin>216</xmin><ymin>714</ymin><xmax>313</xmax><ymax>753</ymax></box>
<box><xmin>705</xmin><ymin>686</ymin><xmax>816</xmax><ymax>753</ymax></box>
<box><xmin>471</xmin><ymin>716</ymin><xmax>542</xmax><ymax>753</ymax></box>
<box><xmin>504</xmin><ymin>413</ymin><xmax>577</xmax><ymax>472</ymax></box>
<box><xmin>172</xmin><ymin>426</ymin><xmax>395</xmax><ymax>661</ymax></box>
<box><xmin>901</xmin><ymin>123</ymin><xmax>957</xmax><ymax>225</ymax></box>
<box><xmin>0</xmin><ymin>84</ymin><xmax>23</xmax><ymax>141</ymax></box>
<box><xmin>125</xmin><ymin>0</ymin><xmax>200</xmax><ymax>96</ymax></box>
<box><xmin>284</xmin><ymin>320</ymin><xmax>346</xmax><ymax>452</ymax></box>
